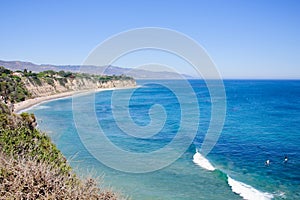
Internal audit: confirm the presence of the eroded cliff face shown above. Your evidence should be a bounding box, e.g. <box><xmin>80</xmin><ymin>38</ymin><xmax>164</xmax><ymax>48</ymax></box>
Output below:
<box><xmin>23</xmin><ymin>77</ymin><xmax>136</xmax><ymax>98</ymax></box>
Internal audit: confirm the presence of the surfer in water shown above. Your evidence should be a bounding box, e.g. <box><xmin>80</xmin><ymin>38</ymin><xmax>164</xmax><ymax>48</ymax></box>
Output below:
<box><xmin>265</xmin><ymin>159</ymin><xmax>270</xmax><ymax>166</ymax></box>
<box><xmin>284</xmin><ymin>156</ymin><xmax>288</xmax><ymax>163</ymax></box>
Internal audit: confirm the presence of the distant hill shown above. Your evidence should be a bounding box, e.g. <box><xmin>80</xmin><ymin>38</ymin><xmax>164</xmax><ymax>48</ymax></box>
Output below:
<box><xmin>0</xmin><ymin>60</ymin><xmax>194</xmax><ymax>79</ymax></box>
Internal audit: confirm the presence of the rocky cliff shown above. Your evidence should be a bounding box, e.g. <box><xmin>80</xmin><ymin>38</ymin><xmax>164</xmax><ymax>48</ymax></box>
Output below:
<box><xmin>23</xmin><ymin>76</ymin><xmax>136</xmax><ymax>98</ymax></box>
<box><xmin>0</xmin><ymin>67</ymin><xmax>125</xmax><ymax>199</ymax></box>
<box><xmin>1</xmin><ymin>66</ymin><xmax>136</xmax><ymax>109</ymax></box>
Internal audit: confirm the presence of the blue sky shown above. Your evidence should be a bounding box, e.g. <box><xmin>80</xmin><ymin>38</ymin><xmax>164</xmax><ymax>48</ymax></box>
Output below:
<box><xmin>1</xmin><ymin>0</ymin><xmax>299</xmax><ymax>78</ymax></box>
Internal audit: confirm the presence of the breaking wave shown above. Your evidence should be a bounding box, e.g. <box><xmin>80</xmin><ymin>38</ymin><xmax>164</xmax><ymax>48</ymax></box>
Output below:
<box><xmin>227</xmin><ymin>175</ymin><xmax>274</xmax><ymax>200</ymax></box>
<box><xmin>193</xmin><ymin>149</ymin><xmax>274</xmax><ymax>200</ymax></box>
<box><xmin>193</xmin><ymin>151</ymin><xmax>215</xmax><ymax>171</ymax></box>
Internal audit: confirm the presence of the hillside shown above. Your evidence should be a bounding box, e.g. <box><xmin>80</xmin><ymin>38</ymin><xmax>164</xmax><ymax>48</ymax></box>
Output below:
<box><xmin>0</xmin><ymin>103</ymin><xmax>121</xmax><ymax>199</ymax></box>
<box><xmin>0</xmin><ymin>66</ymin><xmax>131</xmax><ymax>199</ymax></box>
<box><xmin>0</xmin><ymin>66</ymin><xmax>135</xmax><ymax>112</ymax></box>
<box><xmin>0</xmin><ymin>60</ymin><xmax>194</xmax><ymax>79</ymax></box>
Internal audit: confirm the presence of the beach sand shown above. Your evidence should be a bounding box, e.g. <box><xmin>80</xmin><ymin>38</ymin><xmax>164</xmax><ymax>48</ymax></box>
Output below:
<box><xmin>13</xmin><ymin>86</ymin><xmax>135</xmax><ymax>114</ymax></box>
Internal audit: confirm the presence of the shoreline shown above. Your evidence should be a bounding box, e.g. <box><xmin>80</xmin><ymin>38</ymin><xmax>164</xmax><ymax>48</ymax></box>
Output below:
<box><xmin>14</xmin><ymin>86</ymin><xmax>136</xmax><ymax>114</ymax></box>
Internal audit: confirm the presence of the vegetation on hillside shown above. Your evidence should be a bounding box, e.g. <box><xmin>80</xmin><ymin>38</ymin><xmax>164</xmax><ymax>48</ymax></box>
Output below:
<box><xmin>24</xmin><ymin>68</ymin><xmax>133</xmax><ymax>85</ymax></box>
<box><xmin>0</xmin><ymin>152</ymin><xmax>118</xmax><ymax>199</ymax></box>
<box><xmin>0</xmin><ymin>66</ymin><xmax>128</xmax><ymax>199</ymax></box>
<box><xmin>0</xmin><ymin>66</ymin><xmax>30</xmax><ymax>103</ymax></box>
<box><xmin>0</xmin><ymin>103</ymin><xmax>121</xmax><ymax>199</ymax></box>
<box><xmin>0</xmin><ymin>106</ymin><xmax>70</xmax><ymax>173</ymax></box>
<box><xmin>0</xmin><ymin>66</ymin><xmax>134</xmax><ymax>104</ymax></box>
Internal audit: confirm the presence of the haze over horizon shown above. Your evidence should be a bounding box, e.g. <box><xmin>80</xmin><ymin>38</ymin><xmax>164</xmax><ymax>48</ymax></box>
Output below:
<box><xmin>1</xmin><ymin>0</ymin><xmax>300</xmax><ymax>79</ymax></box>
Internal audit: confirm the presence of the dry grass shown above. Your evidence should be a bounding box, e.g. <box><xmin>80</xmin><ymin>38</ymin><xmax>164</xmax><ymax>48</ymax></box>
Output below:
<box><xmin>0</xmin><ymin>152</ymin><xmax>120</xmax><ymax>200</ymax></box>
<box><xmin>0</xmin><ymin>103</ymin><xmax>125</xmax><ymax>200</ymax></box>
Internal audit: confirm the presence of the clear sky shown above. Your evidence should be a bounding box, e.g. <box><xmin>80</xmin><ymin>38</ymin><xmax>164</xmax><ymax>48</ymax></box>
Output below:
<box><xmin>1</xmin><ymin>0</ymin><xmax>299</xmax><ymax>79</ymax></box>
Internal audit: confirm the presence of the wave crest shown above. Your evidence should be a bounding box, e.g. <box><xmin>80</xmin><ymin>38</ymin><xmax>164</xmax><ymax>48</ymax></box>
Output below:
<box><xmin>227</xmin><ymin>176</ymin><xmax>274</xmax><ymax>200</ymax></box>
<box><xmin>193</xmin><ymin>150</ymin><xmax>275</xmax><ymax>200</ymax></box>
<box><xmin>193</xmin><ymin>151</ymin><xmax>215</xmax><ymax>171</ymax></box>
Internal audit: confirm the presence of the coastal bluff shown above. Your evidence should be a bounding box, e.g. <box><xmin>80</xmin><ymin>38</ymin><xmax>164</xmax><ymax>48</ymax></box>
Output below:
<box><xmin>0</xmin><ymin>66</ymin><xmax>130</xmax><ymax>199</ymax></box>
<box><xmin>0</xmin><ymin>66</ymin><xmax>136</xmax><ymax>112</ymax></box>
<box><xmin>23</xmin><ymin>74</ymin><xmax>136</xmax><ymax>98</ymax></box>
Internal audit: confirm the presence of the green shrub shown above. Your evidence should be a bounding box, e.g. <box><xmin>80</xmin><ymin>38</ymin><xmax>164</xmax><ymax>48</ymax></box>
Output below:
<box><xmin>29</xmin><ymin>76</ymin><xmax>42</xmax><ymax>86</ymax></box>
<box><xmin>37</xmin><ymin>72</ymin><xmax>47</xmax><ymax>78</ymax></box>
<box><xmin>0</xmin><ymin>73</ymin><xmax>31</xmax><ymax>103</ymax></box>
<box><xmin>0</xmin><ymin>108</ymin><xmax>122</xmax><ymax>199</ymax></box>
<box><xmin>45</xmin><ymin>77</ymin><xmax>55</xmax><ymax>86</ymax></box>
<box><xmin>0</xmin><ymin>66</ymin><xmax>12</xmax><ymax>74</ymax></box>
<box><xmin>57</xmin><ymin>77</ymin><xmax>67</xmax><ymax>86</ymax></box>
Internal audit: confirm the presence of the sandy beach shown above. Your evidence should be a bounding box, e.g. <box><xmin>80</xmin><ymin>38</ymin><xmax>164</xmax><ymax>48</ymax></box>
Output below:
<box><xmin>13</xmin><ymin>87</ymin><xmax>135</xmax><ymax>114</ymax></box>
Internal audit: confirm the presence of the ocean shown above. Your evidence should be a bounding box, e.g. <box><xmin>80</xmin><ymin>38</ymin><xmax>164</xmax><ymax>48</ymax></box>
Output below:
<box><xmin>28</xmin><ymin>80</ymin><xmax>300</xmax><ymax>200</ymax></box>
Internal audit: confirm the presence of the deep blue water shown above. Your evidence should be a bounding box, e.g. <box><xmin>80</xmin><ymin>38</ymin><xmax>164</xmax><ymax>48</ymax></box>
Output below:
<box><xmin>28</xmin><ymin>80</ymin><xmax>300</xmax><ymax>199</ymax></box>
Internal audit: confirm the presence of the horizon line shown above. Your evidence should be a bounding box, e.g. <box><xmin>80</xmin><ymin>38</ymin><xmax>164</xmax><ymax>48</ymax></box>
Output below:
<box><xmin>1</xmin><ymin>59</ymin><xmax>299</xmax><ymax>80</ymax></box>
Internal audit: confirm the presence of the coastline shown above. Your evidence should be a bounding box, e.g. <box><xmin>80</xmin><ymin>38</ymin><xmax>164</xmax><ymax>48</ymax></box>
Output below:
<box><xmin>14</xmin><ymin>86</ymin><xmax>136</xmax><ymax>114</ymax></box>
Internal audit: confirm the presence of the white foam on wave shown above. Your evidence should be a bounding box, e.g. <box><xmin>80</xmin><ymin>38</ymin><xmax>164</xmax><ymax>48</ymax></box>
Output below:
<box><xmin>17</xmin><ymin>105</ymin><xmax>51</xmax><ymax>114</ymax></box>
<box><xmin>193</xmin><ymin>151</ymin><xmax>215</xmax><ymax>171</ymax></box>
<box><xmin>193</xmin><ymin>149</ymin><xmax>276</xmax><ymax>199</ymax></box>
<box><xmin>35</xmin><ymin>105</ymin><xmax>50</xmax><ymax>110</ymax></box>
<box><xmin>227</xmin><ymin>175</ymin><xmax>274</xmax><ymax>200</ymax></box>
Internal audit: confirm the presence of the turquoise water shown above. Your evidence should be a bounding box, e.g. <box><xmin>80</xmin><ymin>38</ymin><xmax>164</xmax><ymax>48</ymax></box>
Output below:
<box><xmin>28</xmin><ymin>80</ymin><xmax>300</xmax><ymax>199</ymax></box>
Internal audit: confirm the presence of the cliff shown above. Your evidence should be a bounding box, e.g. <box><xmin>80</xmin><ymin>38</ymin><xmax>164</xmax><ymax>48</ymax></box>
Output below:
<box><xmin>23</xmin><ymin>75</ymin><xmax>136</xmax><ymax>98</ymax></box>
<box><xmin>0</xmin><ymin>103</ymin><xmax>120</xmax><ymax>199</ymax></box>
<box><xmin>0</xmin><ymin>66</ymin><xmax>136</xmax><ymax>105</ymax></box>
<box><xmin>0</xmin><ymin>66</ymin><xmax>128</xmax><ymax>199</ymax></box>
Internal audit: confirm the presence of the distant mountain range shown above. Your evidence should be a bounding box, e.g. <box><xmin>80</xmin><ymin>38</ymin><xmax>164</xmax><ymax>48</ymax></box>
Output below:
<box><xmin>0</xmin><ymin>60</ymin><xmax>194</xmax><ymax>79</ymax></box>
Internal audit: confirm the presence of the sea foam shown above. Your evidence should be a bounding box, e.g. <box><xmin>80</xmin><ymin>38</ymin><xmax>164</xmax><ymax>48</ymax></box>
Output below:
<box><xmin>227</xmin><ymin>175</ymin><xmax>274</xmax><ymax>200</ymax></box>
<box><xmin>193</xmin><ymin>150</ymin><xmax>274</xmax><ymax>200</ymax></box>
<box><xmin>193</xmin><ymin>151</ymin><xmax>215</xmax><ymax>171</ymax></box>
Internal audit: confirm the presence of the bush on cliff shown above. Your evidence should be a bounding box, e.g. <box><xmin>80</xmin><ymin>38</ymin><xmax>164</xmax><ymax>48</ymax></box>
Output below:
<box><xmin>0</xmin><ymin>103</ymin><xmax>122</xmax><ymax>199</ymax></box>
<box><xmin>0</xmin><ymin>67</ymin><xmax>30</xmax><ymax>103</ymax></box>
